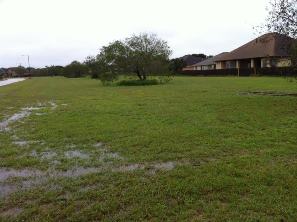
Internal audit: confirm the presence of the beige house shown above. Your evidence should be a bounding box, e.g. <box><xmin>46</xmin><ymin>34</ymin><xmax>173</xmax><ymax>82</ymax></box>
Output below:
<box><xmin>215</xmin><ymin>33</ymin><xmax>293</xmax><ymax>72</ymax></box>
<box><xmin>182</xmin><ymin>33</ymin><xmax>294</xmax><ymax>74</ymax></box>
<box><xmin>186</xmin><ymin>52</ymin><xmax>229</xmax><ymax>71</ymax></box>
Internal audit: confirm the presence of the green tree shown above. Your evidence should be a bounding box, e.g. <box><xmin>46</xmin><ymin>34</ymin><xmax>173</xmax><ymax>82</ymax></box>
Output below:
<box><xmin>14</xmin><ymin>66</ymin><xmax>27</xmax><ymax>76</ymax></box>
<box><xmin>96</xmin><ymin>33</ymin><xmax>172</xmax><ymax>81</ymax></box>
<box><xmin>85</xmin><ymin>56</ymin><xmax>103</xmax><ymax>79</ymax></box>
<box><xmin>264</xmin><ymin>0</ymin><xmax>297</xmax><ymax>68</ymax></box>
<box><xmin>169</xmin><ymin>58</ymin><xmax>187</xmax><ymax>73</ymax></box>
<box><xmin>64</xmin><ymin>61</ymin><xmax>89</xmax><ymax>78</ymax></box>
<box><xmin>45</xmin><ymin>66</ymin><xmax>64</xmax><ymax>76</ymax></box>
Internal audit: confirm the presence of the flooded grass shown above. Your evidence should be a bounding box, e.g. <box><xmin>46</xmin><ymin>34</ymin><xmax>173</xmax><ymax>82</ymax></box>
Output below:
<box><xmin>0</xmin><ymin>77</ymin><xmax>297</xmax><ymax>221</ymax></box>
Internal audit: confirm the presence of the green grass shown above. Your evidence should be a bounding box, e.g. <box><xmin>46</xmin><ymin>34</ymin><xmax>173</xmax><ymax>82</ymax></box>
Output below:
<box><xmin>0</xmin><ymin>76</ymin><xmax>297</xmax><ymax>221</ymax></box>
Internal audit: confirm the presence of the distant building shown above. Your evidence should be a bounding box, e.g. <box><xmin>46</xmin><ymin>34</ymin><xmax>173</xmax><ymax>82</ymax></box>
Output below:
<box><xmin>215</xmin><ymin>33</ymin><xmax>293</xmax><ymax>71</ymax></box>
<box><xmin>0</xmin><ymin>68</ymin><xmax>5</xmax><ymax>79</ymax></box>
<box><xmin>184</xmin><ymin>53</ymin><xmax>228</xmax><ymax>71</ymax></box>
<box><xmin>181</xmin><ymin>55</ymin><xmax>205</xmax><ymax>67</ymax></box>
<box><xmin>182</xmin><ymin>33</ymin><xmax>295</xmax><ymax>74</ymax></box>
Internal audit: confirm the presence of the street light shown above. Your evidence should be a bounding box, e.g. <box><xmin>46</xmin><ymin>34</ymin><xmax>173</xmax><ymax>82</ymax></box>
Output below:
<box><xmin>21</xmin><ymin>55</ymin><xmax>31</xmax><ymax>73</ymax></box>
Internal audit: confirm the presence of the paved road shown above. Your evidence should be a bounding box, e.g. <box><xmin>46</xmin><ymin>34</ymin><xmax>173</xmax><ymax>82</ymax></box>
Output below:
<box><xmin>0</xmin><ymin>78</ymin><xmax>26</xmax><ymax>87</ymax></box>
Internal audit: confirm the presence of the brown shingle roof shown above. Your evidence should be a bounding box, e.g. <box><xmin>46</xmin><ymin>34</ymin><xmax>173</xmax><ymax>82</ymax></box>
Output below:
<box><xmin>192</xmin><ymin>52</ymin><xmax>229</xmax><ymax>66</ymax></box>
<box><xmin>215</xmin><ymin>33</ymin><xmax>295</xmax><ymax>61</ymax></box>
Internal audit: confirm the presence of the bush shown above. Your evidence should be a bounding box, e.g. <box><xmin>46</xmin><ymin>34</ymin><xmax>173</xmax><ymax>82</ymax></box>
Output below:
<box><xmin>117</xmin><ymin>79</ymin><xmax>159</xmax><ymax>86</ymax></box>
<box><xmin>100</xmin><ymin>72</ymin><xmax>119</xmax><ymax>85</ymax></box>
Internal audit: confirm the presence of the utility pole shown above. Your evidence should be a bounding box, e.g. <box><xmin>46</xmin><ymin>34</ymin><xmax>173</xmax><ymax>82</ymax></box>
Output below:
<box><xmin>21</xmin><ymin>55</ymin><xmax>31</xmax><ymax>73</ymax></box>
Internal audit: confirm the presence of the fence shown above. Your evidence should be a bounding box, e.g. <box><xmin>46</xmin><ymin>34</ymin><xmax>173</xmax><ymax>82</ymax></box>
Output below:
<box><xmin>179</xmin><ymin>67</ymin><xmax>297</xmax><ymax>77</ymax></box>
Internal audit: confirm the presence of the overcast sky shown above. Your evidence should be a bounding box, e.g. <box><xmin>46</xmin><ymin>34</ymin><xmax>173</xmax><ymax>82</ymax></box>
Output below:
<box><xmin>0</xmin><ymin>0</ymin><xmax>269</xmax><ymax>68</ymax></box>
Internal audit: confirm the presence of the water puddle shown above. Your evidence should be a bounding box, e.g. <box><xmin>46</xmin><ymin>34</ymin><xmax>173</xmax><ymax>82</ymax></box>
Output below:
<box><xmin>13</xmin><ymin>141</ymin><xmax>28</xmax><ymax>147</ymax></box>
<box><xmin>40</xmin><ymin>151</ymin><xmax>58</xmax><ymax>160</ymax></box>
<box><xmin>0</xmin><ymin>161</ymin><xmax>179</xmax><ymax>198</ymax></box>
<box><xmin>0</xmin><ymin>207</ymin><xmax>23</xmax><ymax>218</ymax></box>
<box><xmin>0</xmin><ymin>168</ymin><xmax>44</xmax><ymax>181</ymax></box>
<box><xmin>65</xmin><ymin>150</ymin><xmax>90</xmax><ymax>159</ymax></box>
<box><xmin>49</xmin><ymin>101</ymin><xmax>58</xmax><ymax>110</ymax></box>
<box><xmin>0</xmin><ymin>111</ymin><xmax>30</xmax><ymax>132</ymax></box>
<box><xmin>0</xmin><ymin>102</ymin><xmax>58</xmax><ymax>132</ymax></box>
<box><xmin>239</xmin><ymin>91</ymin><xmax>297</xmax><ymax>97</ymax></box>
<box><xmin>0</xmin><ymin>184</ymin><xmax>17</xmax><ymax>198</ymax></box>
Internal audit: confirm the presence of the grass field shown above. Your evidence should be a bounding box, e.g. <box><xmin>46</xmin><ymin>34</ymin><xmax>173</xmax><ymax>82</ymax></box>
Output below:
<box><xmin>0</xmin><ymin>77</ymin><xmax>297</xmax><ymax>221</ymax></box>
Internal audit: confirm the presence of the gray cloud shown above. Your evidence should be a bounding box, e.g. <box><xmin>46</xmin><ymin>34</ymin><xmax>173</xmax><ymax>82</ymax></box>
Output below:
<box><xmin>0</xmin><ymin>0</ymin><xmax>268</xmax><ymax>68</ymax></box>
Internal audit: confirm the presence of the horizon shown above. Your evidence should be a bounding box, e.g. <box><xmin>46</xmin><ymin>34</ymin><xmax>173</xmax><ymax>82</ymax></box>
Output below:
<box><xmin>0</xmin><ymin>0</ymin><xmax>268</xmax><ymax>68</ymax></box>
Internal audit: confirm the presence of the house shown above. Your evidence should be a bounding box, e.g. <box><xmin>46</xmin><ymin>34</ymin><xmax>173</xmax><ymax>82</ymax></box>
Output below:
<box><xmin>181</xmin><ymin>33</ymin><xmax>295</xmax><ymax>75</ymax></box>
<box><xmin>0</xmin><ymin>68</ymin><xmax>5</xmax><ymax>80</ymax></box>
<box><xmin>214</xmin><ymin>33</ymin><xmax>294</xmax><ymax>73</ymax></box>
<box><xmin>180</xmin><ymin>55</ymin><xmax>205</xmax><ymax>70</ymax></box>
<box><xmin>186</xmin><ymin>53</ymin><xmax>229</xmax><ymax>71</ymax></box>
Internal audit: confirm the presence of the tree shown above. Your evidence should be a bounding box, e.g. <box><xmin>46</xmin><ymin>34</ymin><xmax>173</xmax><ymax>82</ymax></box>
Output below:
<box><xmin>264</xmin><ymin>0</ymin><xmax>297</xmax><ymax>68</ymax></box>
<box><xmin>265</xmin><ymin>0</ymin><xmax>296</xmax><ymax>38</ymax></box>
<box><xmin>45</xmin><ymin>66</ymin><xmax>64</xmax><ymax>76</ymax></box>
<box><xmin>64</xmin><ymin>61</ymin><xmax>89</xmax><ymax>78</ymax></box>
<box><xmin>192</xmin><ymin>54</ymin><xmax>207</xmax><ymax>59</ymax></box>
<box><xmin>85</xmin><ymin>56</ymin><xmax>103</xmax><ymax>79</ymax></box>
<box><xmin>15</xmin><ymin>66</ymin><xmax>27</xmax><ymax>76</ymax></box>
<box><xmin>169</xmin><ymin>58</ymin><xmax>187</xmax><ymax>73</ymax></box>
<box><xmin>96</xmin><ymin>33</ymin><xmax>172</xmax><ymax>80</ymax></box>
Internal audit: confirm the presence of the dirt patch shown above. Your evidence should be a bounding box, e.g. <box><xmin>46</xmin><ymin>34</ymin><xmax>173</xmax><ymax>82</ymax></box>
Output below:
<box><xmin>239</xmin><ymin>91</ymin><xmax>297</xmax><ymax>97</ymax></box>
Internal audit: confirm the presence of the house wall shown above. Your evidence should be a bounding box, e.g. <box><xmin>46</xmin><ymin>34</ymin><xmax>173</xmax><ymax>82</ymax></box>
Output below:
<box><xmin>202</xmin><ymin>65</ymin><xmax>215</xmax><ymax>70</ymax></box>
<box><xmin>182</xmin><ymin>66</ymin><xmax>195</xmax><ymax>71</ymax></box>
<box><xmin>226</xmin><ymin>61</ymin><xmax>236</xmax><ymax>69</ymax></box>
<box><xmin>275</xmin><ymin>58</ymin><xmax>291</xmax><ymax>67</ymax></box>
<box><xmin>216</xmin><ymin>62</ymin><xmax>226</xmax><ymax>69</ymax></box>
<box><xmin>194</xmin><ymin>66</ymin><xmax>202</xmax><ymax>71</ymax></box>
<box><xmin>216</xmin><ymin>57</ymin><xmax>291</xmax><ymax>70</ymax></box>
<box><xmin>261</xmin><ymin>58</ymin><xmax>291</xmax><ymax>68</ymax></box>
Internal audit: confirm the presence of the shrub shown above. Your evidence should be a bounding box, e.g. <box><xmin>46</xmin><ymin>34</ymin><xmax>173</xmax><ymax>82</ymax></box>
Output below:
<box><xmin>100</xmin><ymin>72</ymin><xmax>119</xmax><ymax>85</ymax></box>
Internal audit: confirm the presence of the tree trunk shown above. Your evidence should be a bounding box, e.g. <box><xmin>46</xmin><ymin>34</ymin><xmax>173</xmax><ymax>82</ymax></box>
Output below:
<box><xmin>136</xmin><ymin>70</ymin><xmax>143</xmax><ymax>80</ymax></box>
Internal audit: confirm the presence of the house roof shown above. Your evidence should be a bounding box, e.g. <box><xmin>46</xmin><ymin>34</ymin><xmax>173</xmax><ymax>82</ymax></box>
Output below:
<box><xmin>192</xmin><ymin>52</ymin><xmax>229</xmax><ymax>66</ymax></box>
<box><xmin>215</xmin><ymin>33</ymin><xmax>295</xmax><ymax>61</ymax></box>
<box><xmin>181</xmin><ymin>55</ymin><xmax>205</xmax><ymax>66</ymax></box>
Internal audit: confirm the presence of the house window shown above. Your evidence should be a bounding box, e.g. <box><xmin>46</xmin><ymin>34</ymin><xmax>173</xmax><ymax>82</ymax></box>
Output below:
<box><xmin>270</xmin><ymin>59</ymin><xmax>277</xmax><ymax>67</ymax></box>
<box><xmin>262</xmin><ymin>58</ymin><xmax>271</xmax><ymax>67</ymax></box>
<box><xmin>226</xmin><ymin>61</ymin><xmax>236</xmax><ymax>69</ymax></box>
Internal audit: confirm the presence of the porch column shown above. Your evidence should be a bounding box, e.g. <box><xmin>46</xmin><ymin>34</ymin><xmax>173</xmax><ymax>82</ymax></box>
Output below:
<box><xmin>236</xmin><ymin>60</ymin><xmax>240</xmax><ymax>77</ymax></box>
<box><xmin>251</xmin><ymin>59</ymin><xmax>256</xmax><ymax>75</ymax></box>
<box><xmin>251</xmin><ymin>59</ymin><xmax>255</xmax><ymax>68</ymax></box>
